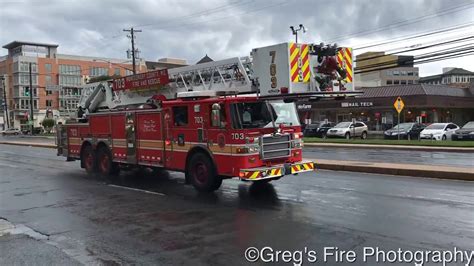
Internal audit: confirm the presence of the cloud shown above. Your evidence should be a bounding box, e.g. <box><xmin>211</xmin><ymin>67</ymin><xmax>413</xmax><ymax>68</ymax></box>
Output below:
<box><xmin>0</xmin><ymin>0</ymin><xmax>472</xmax><ymax>75</ymax></box>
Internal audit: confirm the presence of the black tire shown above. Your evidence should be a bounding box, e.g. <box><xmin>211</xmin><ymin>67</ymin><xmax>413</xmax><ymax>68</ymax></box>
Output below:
<box><xmin>81</xmin><ymin>145</ymin><xmax>97</xmax><ymax>174</ymax></box>
<box><xmin>442</xmin><ymin>135</ymin><xmax>447</xmax><ymax>141</ymax></box>
<box><xmin>96</xmin><ymin>146</ymin><xmax>120</xmax><ymax>177</ymax></box>
<box><xmin>187</xmin><ymin>153</ymin><xmax>222</xmax><ymax>192</ymax></box>
<box><xmin>345</xmin><ymin>132</ymin><xmax>350</xmax><ymax>140</ymax></box>
<box><xmin>361</xmin><ymin>131</ymin><xmax>367</xmax><ymax>140</ymax></box>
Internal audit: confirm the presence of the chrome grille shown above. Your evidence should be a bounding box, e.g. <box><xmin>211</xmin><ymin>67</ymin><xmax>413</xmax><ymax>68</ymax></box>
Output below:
<box><xmin>261</xmin><ymin>134</ymin><xmax>291</xmax><ymax>160</ymax></box>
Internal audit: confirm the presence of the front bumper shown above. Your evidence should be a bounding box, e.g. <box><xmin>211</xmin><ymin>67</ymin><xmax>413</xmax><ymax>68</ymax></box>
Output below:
<box><xmin>239</xmin><ymin>161</ymin><xmax>315</xmax><ymax>181</ymax></box>
<box><xmin>452</xmin><ymin>134</ymin><xmax>474</xmax><ymax>141</ymax></box>
<box><xmin>420</xmin><ymin>134</ymin><xmax>442</xmax><ymax>140</ymax></box>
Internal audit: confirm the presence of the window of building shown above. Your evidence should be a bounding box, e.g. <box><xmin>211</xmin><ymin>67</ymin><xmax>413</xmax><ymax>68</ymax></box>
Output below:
<box><xmin>386</xmin><ymin>80</ymin><xmax>393</xmax><ymax>85</ymax></box>
<box><xmin>386</xmin><ymin>70</ymin><xmax>392</xmax><ymax>76</ymax></box>
<box><xmin>46</xmin><ymin>90</ymin><xmax>53</xmax><ymax>96</ymax></box>
<box><xmin>401</xmin><ymin>71</ymin><xmax>407</xmax><ymax>76</ymax></box>
<box><xmin>114</xmin><ymin>68</ymin><xmax>120</xmax><ymax>76</ymax></box>
<box><xmin>19</xmin><ymin>62</ymin><xmax>37</xmax><ymax>73</ymax></box>
<box><xmin>89</xmin><ymin>67</ymin><xmax>108</xmax><ymax>77</ymax></box>
<box><xmin>59</xmin><ymin>75</ymin><xmax>82</xmax><ymax>86</ymax></box>
<box><xmin>173</xmin><ymin>106</ymin><xmax>188</xmax><ymax>126</ymax></box>
<box><xmin>401</xmin><ymin>80</ymin><xmax>407</xmax><ymax>85</ymax></box>
<box><xmin>46</xmin><ymin>100</ymin><xmax>53</xmax><ymax>107</ymax></box>
<box><xmin>407</xmin><ymin>80</ymin><xmax>413</xmax><ymax>84</ymax></box>
<box><xmin>45</xmin><ymin>63</ymin><xmax>52</xmax><ymax>73</ymax></box>
<box><xmin>125</xmin><ymin>69</ymin><xmax>133</xmax><ymax>76</ymax></box>
<box><xmin>407</xmin><ymin>71</ymin><xmax>414</xmax><ymax>76</ymax></box>
<box><xmin>59</xmin><ymin>65</ymin><xmax>81</xmax><ymax>75</ymax></box>
<box><xmin>394</xmin><ymin>80</ymin><xmax>400</xmax><ymax>85</ymax></box>
<box><xmin>45</xmin><ymin>75</ymin><xmax>52</xmax><ymax>85</ymax></box>
<box><xmin>393</xmin><ymin>71</ymin><xmax>400</xmax><ymax>76</ymax></box>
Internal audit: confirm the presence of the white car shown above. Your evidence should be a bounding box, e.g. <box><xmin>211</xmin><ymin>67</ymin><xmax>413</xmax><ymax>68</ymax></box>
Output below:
<box><xmin>1</xmin><ymin>128</ymin><xmax>22</xmax><ymax>136</ymax></box>
<box><xmin>419</xmin><ymin>123</ymin><xmax>459</xmax><ymax>141</ymax></box>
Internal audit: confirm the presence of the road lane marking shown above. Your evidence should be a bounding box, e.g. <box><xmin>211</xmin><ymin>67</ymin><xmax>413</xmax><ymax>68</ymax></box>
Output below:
<box><xmin>107</xmin><ymin>184</ymin><xmax>166</xmax><ymax>196</ymax></box>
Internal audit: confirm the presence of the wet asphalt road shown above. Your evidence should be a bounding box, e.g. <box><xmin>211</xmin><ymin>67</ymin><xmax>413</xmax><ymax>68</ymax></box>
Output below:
<box><xmin>0</xmin><ymin>144</ymin><xmax>473</xmax><ymax>265</ymax></box>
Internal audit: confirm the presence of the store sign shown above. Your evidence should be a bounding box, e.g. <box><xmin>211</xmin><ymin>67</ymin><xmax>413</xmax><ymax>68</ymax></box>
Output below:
<box><xmin>341</xmin><ymin>102</ymin><xmax>373</xmax><ymax>108</ymax></box>
<box><xmin>297</xmin><ymin>104</ymin><xmax>312</xmax><ymax>110</ymax></box>
<box><xmin>112</xmin><ymin>70</ymin><xmax>169</xmax><ymax>91</ymax></box>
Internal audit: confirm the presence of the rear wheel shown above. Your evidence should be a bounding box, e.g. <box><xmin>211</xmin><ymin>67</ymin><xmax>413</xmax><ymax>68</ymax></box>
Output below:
<box><xmin>345</xmin><ymin>132</ymin><xmax>350</xmax><ymax>140</ymax></box>
<box><xmin>361</xmin><ymin>131</ymin><xmax>367</xmax><ymax>140</ymax></box>
<box><xmin>187</xmin><ymin>153</ymin><xmax>222</xmax><ymax>192</ymax></box>
<box><xmin>97</xmin><ymin>146</ymin><xmax>120</xmax><ymax>177</ymax></box>
<box><xmin>82</xmin><ymin>145</ymin><xmax>96</xmax><ymax>174</ymax></box>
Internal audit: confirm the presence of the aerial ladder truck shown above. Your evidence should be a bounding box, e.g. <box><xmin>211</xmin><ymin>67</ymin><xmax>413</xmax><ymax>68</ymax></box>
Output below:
<box><xmin>56</xmin><ymin>42</ymin><xmax>357</xmax><ymax>192</ymax></box>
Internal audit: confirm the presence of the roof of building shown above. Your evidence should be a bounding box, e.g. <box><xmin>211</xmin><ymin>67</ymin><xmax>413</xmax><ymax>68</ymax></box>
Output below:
<box><xmin>196</xmin><ymin>54</ymin><xmax>213</xmax><ymax>64</ymax></box>
<box><xmin>420</xmin><ymin>68</ymin><xmax>474</xmax><ymax>81</ymax></box>
<box><xmin>2</xmin><ymin>41</ymin><xmax>59</xmax><ymax>49</ymax></box>
<box><xmin>358</xmin><ymin>84</ymin><xmax>473</xmax><ymax>98</ymax></box>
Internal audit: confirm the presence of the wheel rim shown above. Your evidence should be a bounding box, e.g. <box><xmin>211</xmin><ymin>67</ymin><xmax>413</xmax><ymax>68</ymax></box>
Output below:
<box><xmin>84</xmin><ymin>150</ymin><xmax>94</xmax><ymax>171</ymax></box>
<box><xmin>193</xmin><ymin>162</ymin><xmax>208</xmax><ymax>185</ymax></box>
<box><xmin>100</xmin><ymin>153</ymin><xmax>110</xmax><ymax>173</ymax></box>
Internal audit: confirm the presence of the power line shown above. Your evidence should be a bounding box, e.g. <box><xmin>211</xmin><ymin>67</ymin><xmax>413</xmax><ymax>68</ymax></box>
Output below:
<box><xmin>324</xmin><ymin>2</ymin><xmax>474</xmax><ymax>43</ymax></box>
<box><xmin>353</xmin><ymin>22</ymin><xmax>474</xmax><ymax>50</ymax></box>
<box><xmin>133</xmin><ymin>0</ymin><xmax>255</xmax><ymax>28</ymax></box>
<box><xmin>355</xmin><ymin>35</ymin><xmax>474</xmax><ymax>63</ymax></box>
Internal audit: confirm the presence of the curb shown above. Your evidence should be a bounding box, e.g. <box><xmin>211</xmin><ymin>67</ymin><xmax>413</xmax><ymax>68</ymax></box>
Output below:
<box><xmin>314</xmin><ymin>159</ymin><xmax>474</xmax><ymax>181</ymax></box>
<box><xmin>0</xmin><ymin>141</ymin><xmax>55</xmax><ymax>149</ymax></box>
<box><xmin>304</xmin><ymin>142</ymin><xmax>474</xmax><ymax>153</ymax></box>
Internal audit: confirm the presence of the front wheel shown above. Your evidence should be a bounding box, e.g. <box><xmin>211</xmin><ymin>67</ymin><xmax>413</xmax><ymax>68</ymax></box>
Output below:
<box><xmin>442</xmin><ymin>135</ymin><xmax>447</xmax><ymax>141</ymax></box>
<box><xmin>187</xmin><ymin>153</ymin><xmax>222</xmax><ymax>192</ymax></box>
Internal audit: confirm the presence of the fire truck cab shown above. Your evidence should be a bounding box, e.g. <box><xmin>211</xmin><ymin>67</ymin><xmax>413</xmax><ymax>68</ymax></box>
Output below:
<box><xmin>56</xmin><ymin>42</ymin><xmax>358</xmax><ymax>192</ymax></box>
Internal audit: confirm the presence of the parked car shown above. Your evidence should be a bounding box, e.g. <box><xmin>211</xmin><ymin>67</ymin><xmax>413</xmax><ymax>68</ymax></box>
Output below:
<box><xmin>326</xmin><ymin>121</ymin><xmax>368</xmax><ymax>139</ymax></box>
<box><xmin>419</xmin><ymin>123</ymin><xmax>459</xmax><ymax>140</ymax></box>
<box><xmin>1</xmin><ymin>128</ymin><xmax>22</xmax><ymax>136</ymax></box>
<box><xmin>384</xmin><ymin>122</ymin><xmax>426</xmax><ymax>140</ymax></box>
<box><xmin>452</xmin><ymin>121</ymin><xmax>474</xmax><ymax>141</ymax></box>
<box><xmin>303</xmin><ymin>121</ymin><xmax>335</xmax><ymax>138</ymax></box>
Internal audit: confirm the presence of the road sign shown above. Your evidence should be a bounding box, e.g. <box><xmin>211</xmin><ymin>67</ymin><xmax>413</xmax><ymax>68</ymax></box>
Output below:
<box><xmin>393</xmin><ymin>97</ymin><xmax>405</xmax><ymax>114</ymax></box>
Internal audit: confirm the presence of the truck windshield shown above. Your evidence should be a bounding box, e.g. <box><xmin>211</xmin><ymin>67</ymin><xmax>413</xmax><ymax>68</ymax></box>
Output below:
<box><xmin>230</xmin><ymin>101</ymin><xmax>300</xmax><ymax>129</ymax></box>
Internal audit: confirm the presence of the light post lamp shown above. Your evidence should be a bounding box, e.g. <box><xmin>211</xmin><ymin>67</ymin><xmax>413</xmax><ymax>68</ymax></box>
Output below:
<box><xmin>290</xmin><ymin>24</ymin><xmax>307</xmax><ymax>43</ymax></box>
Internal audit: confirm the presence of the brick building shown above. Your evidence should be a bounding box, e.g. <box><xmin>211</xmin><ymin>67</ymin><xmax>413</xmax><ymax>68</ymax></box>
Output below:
<box><xmin>0</xmin><ymin>41</ymin><xmax>147</xmax><ymax>131</ymax></box>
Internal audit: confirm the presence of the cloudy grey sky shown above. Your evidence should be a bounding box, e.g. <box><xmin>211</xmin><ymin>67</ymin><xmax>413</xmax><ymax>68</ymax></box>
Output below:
<box><xmin>0</xmin><ymin>0</ymin><xmax>473</xmax><ymax>76</ymax></box>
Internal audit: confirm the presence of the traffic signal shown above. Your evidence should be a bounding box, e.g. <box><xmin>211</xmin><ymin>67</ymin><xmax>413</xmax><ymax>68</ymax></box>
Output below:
<box><xmin>24</xmin><ymin>87</ymin><xmax>30</xmax><ymax>97</ymax></box>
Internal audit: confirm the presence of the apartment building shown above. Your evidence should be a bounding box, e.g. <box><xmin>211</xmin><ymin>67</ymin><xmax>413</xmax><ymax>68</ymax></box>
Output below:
<box><xmin>0</xmin><ymin>41</ymin><xmax>146</xmax><ymax>131</ymax></box>
<box><xmin>355</xmin><ymin>52</ymin><xmax>419</xmax><ymax>87</ymax></box>
<box><xmin>419</xmin><ymin>67</ymin><xmax>474</xmax><ymax>87</ymax></box>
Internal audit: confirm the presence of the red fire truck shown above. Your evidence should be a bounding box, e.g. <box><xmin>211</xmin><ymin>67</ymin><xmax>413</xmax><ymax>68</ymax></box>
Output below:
<box><xmin>57</xmin><ymin>42</ymin><xmax>357</xmax><ymax>192</ymax></box>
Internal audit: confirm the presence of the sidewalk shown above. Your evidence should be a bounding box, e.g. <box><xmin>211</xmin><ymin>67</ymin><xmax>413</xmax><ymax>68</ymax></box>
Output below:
<box><xmin>312</xmin><ymin>158</ymin><xmax>473</xmax><ymax>181</ymax></box>
<box><xmin>304</xmin><ymin>142</ymin><xmax>474</xmax><ymax>153</ymax></box>
<box><xmin>0</xmin><ymin>140</ymin><xmax>472</xmax><ymax>181</ymax></box>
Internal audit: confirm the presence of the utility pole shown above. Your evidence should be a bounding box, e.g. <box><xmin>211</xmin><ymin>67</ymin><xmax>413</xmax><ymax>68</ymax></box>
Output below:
<box><xmin>123</xmin><ymin>27</ymin><xmax>142</xmax><ymax>74</ymax></box>
<box><xmin>1</xmin><ymin>76</ymin><xmax>10</xmax><ymax>129</ymax></box>
<box><xmin>290</xmin><ymin>24</ymin><xmax>306</xmax><ymax>43</ymax></box>
<box><xmin>29</xmin><ymin>62</ymin><xmax>34</xmax><ymax>135</ymax></box>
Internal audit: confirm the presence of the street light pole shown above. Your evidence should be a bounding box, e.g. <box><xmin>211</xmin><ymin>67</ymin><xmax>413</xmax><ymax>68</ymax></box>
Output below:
<box><xmin>29</xmin><ymin>62</ymin><xmax>34</xmax><ymax>135</ymax></box>
<box><xmin>290</xmin><ymin>24</ymin><xmax>307</xmax><ymax>43</ymax></box>
<box><xmin>123</xmin><ymin>27</ymin><xmax>142</xmax><ymax>74</ymax></box>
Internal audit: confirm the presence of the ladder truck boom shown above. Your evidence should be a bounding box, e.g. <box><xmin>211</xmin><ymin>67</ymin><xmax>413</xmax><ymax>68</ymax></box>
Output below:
<box><xmin>78</xmin><ymin>42</ymin><xmax>357</xmax><ymax>115</ymax></box>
